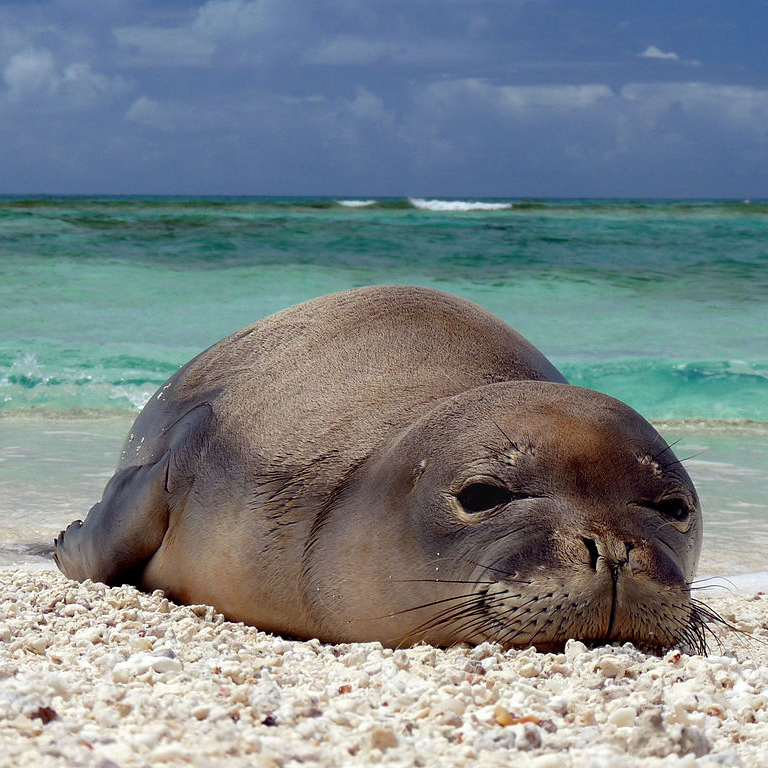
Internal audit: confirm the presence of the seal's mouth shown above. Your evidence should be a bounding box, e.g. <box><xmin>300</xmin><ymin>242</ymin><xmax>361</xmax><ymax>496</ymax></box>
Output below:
<box><xmin>358</xmin><ymin>565</ymin><xmax>718</xmax><ymax>654</ymax></box>
<box><xmin>364</xmin><ymin>539</ymin><xmax>712</xmax><ymax>653</ymax></box>
<box><xmin>472</xmin><ymin>562</ymin><xmax>698</xmax><ymax>653</ymax></box>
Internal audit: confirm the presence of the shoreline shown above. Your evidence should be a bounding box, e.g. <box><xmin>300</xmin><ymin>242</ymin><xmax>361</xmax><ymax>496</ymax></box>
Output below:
<box><xmin>1</xmin><ymin>569</ymin><xmax>767</xmax><ymax>767</ymax></box>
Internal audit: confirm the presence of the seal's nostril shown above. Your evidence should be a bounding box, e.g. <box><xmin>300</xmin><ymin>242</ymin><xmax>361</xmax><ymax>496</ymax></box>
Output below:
<box><xmin>625</xmin><ymin>542</ymin><xmax>634</xmax><ymax>559</ymax></box>
<box><xmin>582</xmin><ymin>537</ymin><xmax>599</xmax><ymax>570</ymax></box>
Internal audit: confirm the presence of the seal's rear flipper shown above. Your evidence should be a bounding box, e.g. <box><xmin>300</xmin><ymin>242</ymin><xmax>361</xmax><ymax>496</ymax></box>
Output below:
<box><xmin>53</xmin><ymin>403</ymin><xmax>212</xmax><ymax>586</ymax></box>
<box><xmin>54</xmin><ymin>453</ymin><xmax>174</xmax><ymax>585</ymax></box>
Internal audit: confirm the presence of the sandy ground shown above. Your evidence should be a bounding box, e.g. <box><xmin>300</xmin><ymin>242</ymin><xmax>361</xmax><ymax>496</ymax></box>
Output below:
<box><xmin>1</xmin><ymin>569</ymin><xmax>767</xmax><ymax>768</ymax></box>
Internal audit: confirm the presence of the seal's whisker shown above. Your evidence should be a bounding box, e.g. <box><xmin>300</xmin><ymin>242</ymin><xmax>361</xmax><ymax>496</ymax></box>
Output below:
<box><xmin>394</xmin><ymin>587</ymin><xmax>524</xmax><ymax>645</ymax></box>
<box><xmin>689</xmin><ymin>597</ymin><xmax>743</xmax><ymax>636</ymax></box>
<box><xmin>664</xmin><ymin>451</ymin><xmax>703</xmax><ymax>467</ymax></box>
<box><xmin>450</xmin><ymin>555</ymin><xmax>531</xmax><ymax>582</ymax></box>
<box><xmin>330</xmin><ymin>575</ymin><xmax>497</xmax><ymax>586</ymax></box>
<box><xmin>399</xmin><ymin>594</ymin><xmax>493</xmax><ymax>639</ymax></box>
<box><xmin>349</xmin><ymin>590</ymin><xmax>486</xmax><ymax>624</ymax></box>
<box><xmin>647</xmin><ymin>430</ymin><xmax>665</xmax><ymax>453</ymax></box>
<box><xmin>672</xmin><ymin>595</ymin><xmax>752</xmax><ymax>656</ymax></box>
<box><xmin>435</xmin><ymin>593</ymin><xmax>522</xmax><ymax>642</ymax></box>
<box><xmin>651</xmin><ymin>437</ymin><xmax>683</xmax><ymax>462</ymax></box>
<box><xmin>688</xmin><ymin>579</ymin><xmax>734</xmax><ymax>593</ymax></box>
<box><xmin>446</xmin><ymin>605</ymin><xmax>510</xmax><ymax>645</ymax></box>
<box><xmin>490</xmin><ymin>418</ymin><xmax>514</xmax><ymax>445</ymax></box>
<box><xmin>433</xmin><ymin>606</ymin><xmax>491</xmax><ymax>646</ymax></box>
<box><xmin>452</xmin><ymin>594</ymin><xmax>546</xmax><ymax>648</ymax></box>
<box><xmin>444</xmin><ymin>612</ymin><xmax>499</xmax><ymax>647</ymax></box>
<box><xmin>403</xmin><ymin>590</ymin><xmax>492</xmax><ymax>627</ymax></box>
<box><xmin>391</xmin><ymin>597</ymin><xmax>490</xmax><ymax>647</ymax></box>
<box><xmin>433</xmin><ymin>592</ymin><xmax>521</xmax><ymax>647</ymax></box>
<box><xmin>492</xmin><ymin>602</ymin><xmax>554</xmax><ymax>648</ymax></box>
<box><xmin>668</xmin><ymin>610</ymin><xmax>708</xmax><ymax>655</ymax></box>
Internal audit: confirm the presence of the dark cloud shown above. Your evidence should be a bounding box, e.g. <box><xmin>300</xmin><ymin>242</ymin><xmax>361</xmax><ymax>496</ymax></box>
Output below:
<box><xmin>0</xmin><ymin>0</ymin><xmax>766</xmax><ymax>196</ymax></box>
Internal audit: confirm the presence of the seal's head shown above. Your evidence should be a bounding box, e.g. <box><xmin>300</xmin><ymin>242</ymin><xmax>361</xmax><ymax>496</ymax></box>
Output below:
<box><xmin>304</xmin><ymin>381</ymin><xmax>703</xmax><ymax>652</ymax></box>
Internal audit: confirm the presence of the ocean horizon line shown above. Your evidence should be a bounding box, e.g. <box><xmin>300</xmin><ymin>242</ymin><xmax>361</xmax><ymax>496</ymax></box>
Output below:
<box><xmin>2</xmin><ymin>193</ymin><xmax>767</xmax><ymax>203</ymax></box>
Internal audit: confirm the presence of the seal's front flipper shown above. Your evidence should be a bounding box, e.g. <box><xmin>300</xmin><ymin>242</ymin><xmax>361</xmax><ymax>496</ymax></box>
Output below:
<box><xmin>53</xmin><ymin>402</ymin><xmax>212</xmax><ymax>587</ymax></box>
<box><xmin>54</xmin><ymin>453</ymin><xmax>173</xmax><ymax>585</ymax></box>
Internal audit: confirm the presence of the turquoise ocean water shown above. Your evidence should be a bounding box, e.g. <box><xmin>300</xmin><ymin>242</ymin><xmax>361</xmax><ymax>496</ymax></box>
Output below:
<box><xmin>1</xmin><ymin>197</ymin><xmax>766</xmax><ymax>583</ymax></box>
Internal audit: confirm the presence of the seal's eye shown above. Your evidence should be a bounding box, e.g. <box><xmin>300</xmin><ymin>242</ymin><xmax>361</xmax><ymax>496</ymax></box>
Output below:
<box><xmin>655</xmin><ymin>498</ymin><xmax>691</xmax><ymax>523</ymax></box>
<box><xmin>642</xmin><ymin>497</ymin><xmax>693</xmax><ymax>531</ymax></box>
<box><xmin>457</xmin><ymin>483</ymin><xmax>513</xmax><ymax>514</ymax></box>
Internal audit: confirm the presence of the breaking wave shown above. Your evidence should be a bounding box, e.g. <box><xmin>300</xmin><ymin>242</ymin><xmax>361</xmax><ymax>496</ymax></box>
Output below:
<box><xmin>2</xmin><ymin>351</ymin><xmax>766</xmax><ymax>422</ymax></box>
<box><xmin>408</xmin><ymin>198</ymin><xmax>513</xmax><ymax>212</ymax></box>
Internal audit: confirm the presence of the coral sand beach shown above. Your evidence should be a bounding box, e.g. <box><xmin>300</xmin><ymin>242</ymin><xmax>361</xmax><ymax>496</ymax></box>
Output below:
<box><xmin>1</xmin><ymin>569</ymin><xmax>767</xmax><ymax>767</ymax></box>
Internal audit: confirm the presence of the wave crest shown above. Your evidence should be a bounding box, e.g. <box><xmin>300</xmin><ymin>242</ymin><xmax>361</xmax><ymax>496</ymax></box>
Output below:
<box><xmin>2</xmin><ymin>351</ymin><xmax>766</xmax><ymax>422</ymax></box>
<box><xmin>408</xmin><ymin>198</ymin><xmax>513</xmax><ymax>212</ymax></box>
<box><xmin>560</xmin><ymin>358</ymin><xmax>768</xmax><ymax>421</ymax></box>
<box><xmin>337</xmin><ymin>199</ymin><xmax>377</xmax><ymax>208</ymax></box>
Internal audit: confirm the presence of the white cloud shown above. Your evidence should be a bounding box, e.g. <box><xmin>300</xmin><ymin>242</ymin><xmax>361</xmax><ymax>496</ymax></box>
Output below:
<box><xmin>125</xmin><ymin>95</ymin><xmax>176</xmax><ymax>131</ymax></box>
<box><xmin>327</xmin><ymin>86</ymin><xmax>396</xmax><ymax>145</ymax></box>
<box><xmin>495</xmin><ymin>83</ymin><xmax>614</xmax><ymax>111</ymax></box>
<box><xmin>113</xmin><ymin>26</ymin><xmax>216</xmax><ymax>67</ymax></box>
<box><xmin>60</xmin><ymin>63</ymin><xmax>117</xmax><ymax>101</ymax></box>
<box><xmin>124</xmin><ymin>90</ymin><xmax>278</xmax><ymax>133</ymax></box>
<box><xmin>401</xmin><ymin>76</ymin><xmax>768</xmax><ymax>186</ymax></box>
<box><xmin>416</xmin><ymin>78</ymin><xmax>768</xmax><ymax>136</ymax></box>
<box><xmin>114</xmin><ymin>0</ymin><xmax>278</xmax><ymax>67</ymax></box>
<box><xmin>422</xmin><ymin>79</ymin><xmax>614</xmax><ymax>116</ymax></box>
<box><xmin>192</xmin><ymin>0</ymin><xmax>275</xmax><ymax>38</ymax></box>
<box><xmin>639</xmin><ymin>45</ymin><xmax>679</xmax><ymax>61</ymax></box>
<box><xmin>3</xmin><ymin>47</ymin><xmax>127</xmax><ymax>104</ymax></box>
<box><xmin>304</xmin><ymin>35</ymin><xmax>464</xmax><ymax>66</ymax></box>
<box><xmin>125</xmin><ymin>95</ymin><xmax>234</xmax><ymax>132</ymax></box>
<box><xmin>637</xmin><ymin>45</ymin><xmax>701</xmax><ymax>67</ymax></box>
<box><xmin>123</xmin><ymin>85</ymin><xmax>395</xmax><ymax>155</ymax></box>
<box><xmin>620</xmin><ymin>82</ymin><xmax>768</xmax><ymax>132</ymax></box>
<box><xmin>3</xmin><ymin>48</ymin><xmax>57</xmax><ymax>96</ymax></box>
<box><xmin>343</xmin><ymin>87</ymin><xmax>389</xmax><ymax>122</ymax></box>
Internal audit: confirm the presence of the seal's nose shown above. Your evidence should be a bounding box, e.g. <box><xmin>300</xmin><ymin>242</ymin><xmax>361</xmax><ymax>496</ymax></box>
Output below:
<box><xmin>581</xmin><ymin>536</ymin><xmax>635</xmax><ymax>572</ymax></box>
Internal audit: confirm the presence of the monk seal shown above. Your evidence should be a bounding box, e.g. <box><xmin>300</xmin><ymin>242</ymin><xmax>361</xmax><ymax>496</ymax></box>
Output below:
<box><xmin>54</xmin><ymin>285</ymin><xmax>705</xmax><ymax>652</ymax></box>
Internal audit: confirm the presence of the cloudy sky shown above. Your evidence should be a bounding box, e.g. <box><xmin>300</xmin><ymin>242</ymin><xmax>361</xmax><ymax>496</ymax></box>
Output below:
<box><xmin>1</xmin><ymin>0</ymin><xmax>766</xmax><ymax>197</ymax></box>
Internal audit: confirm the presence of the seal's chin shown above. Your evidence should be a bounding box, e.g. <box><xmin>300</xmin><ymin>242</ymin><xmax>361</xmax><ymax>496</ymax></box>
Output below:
<box><xmin>475</xmin><ymin>566</ymin><xmax>695</xmax><ymax>653</ymax></box>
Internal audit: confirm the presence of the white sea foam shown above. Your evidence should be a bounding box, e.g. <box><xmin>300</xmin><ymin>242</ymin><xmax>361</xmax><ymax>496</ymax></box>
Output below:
<box><xmin>409</xmin><ymin>198</ymin><xmax>512</xmax><ymax>212</ymax></box>
<box><xmin>337</xmin><ymin>199</ymin><xmax>377</xmax><ymax>207</ymax></box>
<box><xmin>0</xmin><ymin>353</ymin><xmax>44</xmax><ymax>390</ymax></box>
<box><xmin>115</xmin><ymin>386</ymin><xmax>154</xmax><ymax>411</ymax></box>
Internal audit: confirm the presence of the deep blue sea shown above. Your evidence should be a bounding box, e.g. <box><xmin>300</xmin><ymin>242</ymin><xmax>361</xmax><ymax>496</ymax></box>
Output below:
<box><xmin>1</xmin><ymin>196</ymin><xmax>766</xmax><ymax>581</ymax></box>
